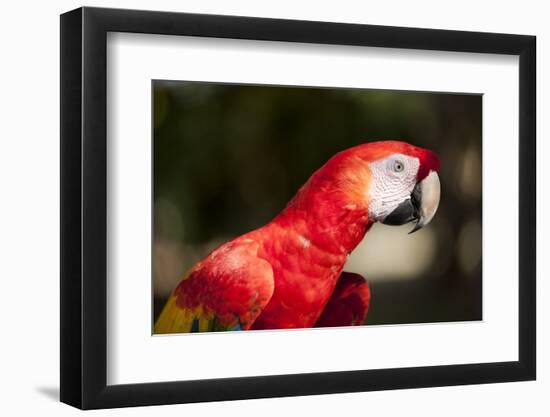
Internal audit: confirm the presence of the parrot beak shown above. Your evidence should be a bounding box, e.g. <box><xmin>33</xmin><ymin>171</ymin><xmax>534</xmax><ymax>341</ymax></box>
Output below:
<box><xmin>381</xmin><ymin>170</ymin><xmax>441</xmax><ymax>234</ymax></box>
<box><xmin>408</xmin><ymin>170</ymin><xmax>441</xmax><ymax>234</ymax></box>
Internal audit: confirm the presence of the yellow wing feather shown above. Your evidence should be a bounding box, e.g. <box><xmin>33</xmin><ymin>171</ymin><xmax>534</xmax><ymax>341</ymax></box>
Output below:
<box><xmin>154</xmin><ymin>294</ymin><xmax>192</xmax><ymax>334</ymax></box>
<box><xmin>154</xmin><ymin>294</ymin><xmax>216</xmax><ymax>334</ymax></box>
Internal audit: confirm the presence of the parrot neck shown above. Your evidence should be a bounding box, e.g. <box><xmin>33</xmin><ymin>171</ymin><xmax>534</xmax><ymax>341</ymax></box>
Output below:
<box><xmin>253</xmin><ymin>176</ymin><xmax>373</xmax><ymax>329</ymax></box>
<box><xmin>272</xmin><ymin>185</ymin><xmax>372</xmax><ymax>256</ymax></box>
<box><xmin>270</xmin><ymin>151</ymin><xmax>375</xmax><ymax>255</ymax></box>
<box><xmin>254</xmin><ymin>185</ymin><xmax>372</xmax><ymax>329</ymax></box>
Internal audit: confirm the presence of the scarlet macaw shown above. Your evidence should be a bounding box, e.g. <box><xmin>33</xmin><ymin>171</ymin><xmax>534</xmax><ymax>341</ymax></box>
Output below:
<box><xmin>155</xmin><ymin>141</ymin><xmax>441</xmax><ymax>332</ymax></box>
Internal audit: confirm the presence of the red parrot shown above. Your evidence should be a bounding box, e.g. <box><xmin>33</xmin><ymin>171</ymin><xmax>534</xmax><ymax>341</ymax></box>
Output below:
<box><xmin>155</xmin><ymin>141</ymin><xmax>440</xmax><ymax>333</ymax></box>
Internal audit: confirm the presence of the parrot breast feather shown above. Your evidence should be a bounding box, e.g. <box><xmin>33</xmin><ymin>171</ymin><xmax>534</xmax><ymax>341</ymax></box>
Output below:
<box><xmin>154</xmin><ymin>238</ymin><xmax>274</xmax><ymax>333</ymax></box>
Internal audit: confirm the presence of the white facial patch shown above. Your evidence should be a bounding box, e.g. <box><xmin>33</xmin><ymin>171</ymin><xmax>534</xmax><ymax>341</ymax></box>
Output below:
<box><xmin>367</xmin><ymin>154</ymin><xmax>420</xmax><ymax>222</ymax></box>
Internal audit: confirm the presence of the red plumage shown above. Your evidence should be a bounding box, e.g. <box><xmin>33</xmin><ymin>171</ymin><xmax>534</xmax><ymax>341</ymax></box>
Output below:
<box><xmin>315</xmin><ymin>272</ymin><xmax>371</xmax><ymax>327</ymax></box>
<box><xmin>155</xmin><ymin>141</ymin><xmax>439</xmax><ymax>333</ymax></box>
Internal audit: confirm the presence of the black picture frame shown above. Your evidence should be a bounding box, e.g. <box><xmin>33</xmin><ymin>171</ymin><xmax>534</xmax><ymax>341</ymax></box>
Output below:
<box><xmin>60</xmin><ymin>6</ymin><xmax>536</xmax><ymax>410</ymax></box>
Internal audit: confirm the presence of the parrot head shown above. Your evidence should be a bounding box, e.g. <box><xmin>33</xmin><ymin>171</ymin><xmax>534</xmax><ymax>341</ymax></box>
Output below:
<box><xmin>314</xmin><ymin>141</ymin><xmax>441</xmax><ymax>234</ymax></box>
<box><xmin>362</xmin><ymin>141</ymin><xmax>440</xmax><ymax>233</ymax></box>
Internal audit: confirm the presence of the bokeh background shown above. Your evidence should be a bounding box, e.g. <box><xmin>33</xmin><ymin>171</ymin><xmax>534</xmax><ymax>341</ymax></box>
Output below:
<box><xmin>153</xmin><ymin>81</ymin><xmax>482</xmax><ymax>327</ymax></box>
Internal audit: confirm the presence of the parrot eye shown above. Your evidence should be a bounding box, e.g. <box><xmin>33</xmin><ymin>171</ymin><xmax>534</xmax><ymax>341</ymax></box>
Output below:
<box><xmin>393</xmin><ymin>160</ymin><xmax>405</xmax><ymax>173</ymax></box>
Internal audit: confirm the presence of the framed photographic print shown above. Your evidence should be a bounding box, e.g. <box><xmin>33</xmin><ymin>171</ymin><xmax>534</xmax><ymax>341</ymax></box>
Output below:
<box><xmin>60</xmin><ymin>6</ymin><xmax>536</xmax><ymax>409</ymax></box>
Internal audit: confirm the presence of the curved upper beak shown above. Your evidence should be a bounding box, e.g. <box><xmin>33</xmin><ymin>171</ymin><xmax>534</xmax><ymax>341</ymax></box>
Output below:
<box><xmin>381</xmin><ymin>170</ymin><xmax>441</xmax><ymax>234</ymax></box>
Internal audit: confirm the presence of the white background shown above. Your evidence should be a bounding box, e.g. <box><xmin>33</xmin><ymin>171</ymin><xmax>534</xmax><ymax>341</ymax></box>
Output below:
<box><xmin>0</xmin><ymin>0</ymin><xmax>546</xmax><ymax>416</ymax></box>
<box><xmin>108</xmin><ymin>34</ymin><xmax>519</xmax><ymax>384</ymax></box>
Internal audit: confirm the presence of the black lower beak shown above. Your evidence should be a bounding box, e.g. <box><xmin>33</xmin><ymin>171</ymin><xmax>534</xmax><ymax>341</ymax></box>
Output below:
<box><xmin>381</xmin><ymin>198</ymin><xmax>418</xmax><ymax>225</ymax></box>
<box><xmin>380</xmin><ymin>171</ymin><xmax>441</xmax><ymax>234</ymax></box>
<box><xmin>381</xmin><ymin>183</ymin><xmax>422</xmax><ymax>226</ymax></box>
